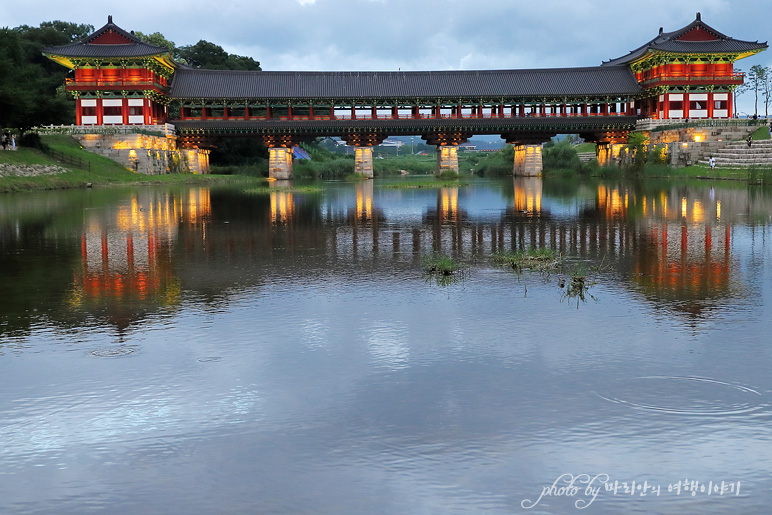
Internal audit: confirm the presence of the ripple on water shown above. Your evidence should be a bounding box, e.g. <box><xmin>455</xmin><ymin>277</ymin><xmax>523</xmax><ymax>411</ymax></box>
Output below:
<box><xmin>597</xmin><ymin>376</ymin><xmax>765</xmax><ymax>416</ymax></box>
<box><xmin>89</xmin><ymin>347</ymin><xmax>136</xmax><ymax>358</ymax></box>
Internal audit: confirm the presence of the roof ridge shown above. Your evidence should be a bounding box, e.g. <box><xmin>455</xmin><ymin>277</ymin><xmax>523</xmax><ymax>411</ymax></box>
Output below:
<box><xmin>82</xmin><ymin>15</ymin><xmax>146</xmax><ymax>45</ymax></box>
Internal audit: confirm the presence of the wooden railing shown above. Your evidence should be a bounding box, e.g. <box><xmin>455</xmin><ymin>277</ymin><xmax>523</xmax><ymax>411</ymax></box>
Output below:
<box><xmin>42</xmin><ymin>147</ymin><xmax>91</xmax><ymax>171</ymax></box>
<box><xmin>640</xmin><ymin>74</ymin><xmax>744</xmax><ymax>87</ymax></box>
<box><xmin>34</xmin><ymin>124</ymin><xmax>176</xmax><ymax>137</ymax></box>
<box><xmin>65</xmin><ymin>78</ymin><xmax>168</xmax><ymax>89</ymax></box>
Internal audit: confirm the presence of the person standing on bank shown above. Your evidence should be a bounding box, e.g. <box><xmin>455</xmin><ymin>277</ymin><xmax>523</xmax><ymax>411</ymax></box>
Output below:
<box><xmin>709</xmin><ymin>156</ymin><xmax>716</xmax><ymax>171</ymax></box>
<box><xmin>748</xmin><ymin>134</ymin><xmax>753</xmax><ymax>148</ymax></box>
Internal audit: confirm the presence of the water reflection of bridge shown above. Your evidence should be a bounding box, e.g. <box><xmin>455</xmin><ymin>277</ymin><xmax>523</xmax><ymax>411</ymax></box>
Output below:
<box><xmin>58</xmin><ymin>179</ymin><xmax>772</xmax><ymax>328</ymax></box>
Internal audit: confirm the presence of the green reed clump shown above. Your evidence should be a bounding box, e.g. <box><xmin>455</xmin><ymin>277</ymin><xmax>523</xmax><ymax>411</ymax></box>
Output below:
<box><xmin>492</xmin><ymin>248</ymin><xmax>561</xmax><ymax>272</ymax></box>
<box><xmin>243</xmin><ymin>184</ymin><xmax>323</xmax><ymax>194</ymax></box>
<box><xmin>424</xmin><ymin>254</ymin><xmax>462</xmax><ymax>276</ymax></box>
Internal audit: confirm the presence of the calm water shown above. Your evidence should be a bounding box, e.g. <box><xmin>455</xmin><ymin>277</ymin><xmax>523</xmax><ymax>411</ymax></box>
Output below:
<box><xmin>2</xmin><ymin>176</ymin><xmax>772</xmax><ymax>514</ymax></box>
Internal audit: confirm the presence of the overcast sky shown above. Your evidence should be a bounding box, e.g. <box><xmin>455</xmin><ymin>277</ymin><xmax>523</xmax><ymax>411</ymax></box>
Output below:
<box><xmin>5</xmin><ymin>0</ymin><xmax>772</xmax><ymax>115</ymax></box>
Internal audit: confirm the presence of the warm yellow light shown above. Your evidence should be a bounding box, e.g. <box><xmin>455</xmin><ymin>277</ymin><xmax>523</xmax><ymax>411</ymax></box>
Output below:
<box><xmin>717</xmin><ymin>201</ymin><xmax>721</xmax><ymax>221</ymax></box>
<box><xmin>693</xmin><ymin>200</ymin><xmax>704</xmax><ymax>223</ymax></box>
<box><xmin>693</xmin><ymin>135</ymin><xmax>703</xmax><ymax>142</ymax></box>
<box><xmin>681</xmin><ymin>197</ymin><xmax>687</xmax><ymax>218</ymax></box>
<box><xmin>682</xmin><ymin>142</ymin><xmax>688</xmax><ymax>148</ymax></box>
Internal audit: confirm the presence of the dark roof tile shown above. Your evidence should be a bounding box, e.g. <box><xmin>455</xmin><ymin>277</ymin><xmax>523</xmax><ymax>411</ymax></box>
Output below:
<box><xmin>170</xmin><ymin>66</ymin><xmax>641</xmax><ymax>100</ymax></box>
<box><xmin>42</xmin><ymin>17</ymin><xmax>169</xmax><ymax>59</ymax></box>
<box><xmin>603</xmin><ymin>14</ymin><xmax>767</xmax><ymax>66</ymax></box>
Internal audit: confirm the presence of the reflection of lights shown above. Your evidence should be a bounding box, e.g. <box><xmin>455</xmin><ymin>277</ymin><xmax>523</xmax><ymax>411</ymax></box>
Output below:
<box><xmin>355</xmin><ymin>181</ymin><xmax>374</xmax><ymax>220</ymax></box>
<box><xmin>633</xmin><ymin>223</ymin><xmax>732</xmax><ymax>295</ymax></box>
<box><xmin>693</xmin><ymin>200</ymin><xmax>704</xmax><ymax>223</ymax></box>
<box><xmin>717</xmin><ymin>201</ymin><xmax>721</xmax><ymax>221</ymax></box>
<box><xmin>439</xmin><ymin>187</ymin><xmax>459</xmax><ymax>220</ymax></box>
<box><xmin>660</xmin><ymin>192</ymin><xmax>668</xmax><ymax>217</ymax></box>
<box><xmin>681</xmin><ymin>197</ymin><xmax>688</xmax><ymax>218</ymax></box>
<box><xmin>270</xmin><ymin>192</ymin><xmax>294</xmax><ymax>222</ymax></box>
<box><xmin>597</xmin><ymin>185</ymin><xmax>625</xmax><ymax>218</ymax></box>
<box><xmin>514</xmin><ymin>178</ymin><xmax>542</xmax><ymax>215</ymax></box>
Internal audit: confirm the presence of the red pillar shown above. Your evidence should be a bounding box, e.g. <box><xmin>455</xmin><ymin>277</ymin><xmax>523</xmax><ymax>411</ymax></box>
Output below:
<box><xmin>96</xmin><ymin>98</ymin><xmax>103</xmax><ymax>125</ymax></box>
<box><xmin>707</xmin><ymin>92</ymin><xmax>714</xmax><ymax>119</ymax></box>
<box><xmin>76</xmin><ymin>98</ymin><xmax>82</xmax><ymax>125</ymax></box>
<box><xmin>683</xmin><ymin>94</ymin><xmax>690</xmax><ymax>119</ymax></box>
<box><xmin>145</xmin><ymin>99</ymin><xmax>152</xmax><ymax>125</ymax></box>
<box><xmin>122</xmin><ymin>98</ymin><xmax>128</xmax><ymax>125</ymax></box>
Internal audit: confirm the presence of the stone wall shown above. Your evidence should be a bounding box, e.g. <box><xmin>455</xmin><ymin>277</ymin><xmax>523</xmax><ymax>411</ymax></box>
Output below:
<box><xmin>74</xmin><ymin>134</ymin><xmax>210</xmax><ymax>175</ymax></box>
<box><xmin>0</xmin><ymin>163</ymin><xmax>69</xmax><ymax>177</ymax></box>
<box><xmin>622</xmin><ymin>125</ymin><xmax>762</xmax><ymax>167</ymax></box>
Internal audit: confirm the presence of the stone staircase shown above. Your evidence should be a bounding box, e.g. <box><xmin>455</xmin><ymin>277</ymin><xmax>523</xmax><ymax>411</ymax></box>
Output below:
<box><xmin>577</xmin><ymin>152</ymin><xmax>596</xmax><ymax>163</ymax></box>
<box><xmin>698</xmin><ymin>139</ymin><xmax>772</xmax><ymax>168</ymax></box>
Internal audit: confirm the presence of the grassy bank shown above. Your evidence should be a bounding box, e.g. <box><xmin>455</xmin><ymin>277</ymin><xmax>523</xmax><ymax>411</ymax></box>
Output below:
<box><xmin>379</xmin><ymin>178</ymin><xmax>471</xmax><ymax>189</ymax></box>
<box><xmin>0</xmin><ymin>135</ymin><xmax>256</xmax><ymax>193</ymax></box>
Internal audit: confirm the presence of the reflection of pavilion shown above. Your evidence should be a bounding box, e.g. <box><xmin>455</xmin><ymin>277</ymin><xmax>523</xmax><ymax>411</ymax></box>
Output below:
<box><xmin>633</xmin><ymin>222</ymin><xmax>731</xmax><ymax>301</ymax></box>
<box><xmin>70</xmin><ymin>189</ymin><xmax>211</xmax><ymax>327</ymax></box>
<box><xmin>592</xmin><ymin>184</ymin><xmax>736</xmax><ymax>316</ymax></box>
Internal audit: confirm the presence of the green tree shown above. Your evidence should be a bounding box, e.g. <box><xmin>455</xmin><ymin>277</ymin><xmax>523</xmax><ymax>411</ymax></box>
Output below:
<box><xmin>748</xmin><ymin>65</ymin><xmax>767</xmax><ymax>118</ymax></box>
<box><xmin>0</xmin><ymin>27</ymin><xmax>74</xmax><ymax>132</ymax></box>
<box><xmin>763</xmin><ymin>66</ymin><xmax>771</xmax><ymax>119</ymax></box>
<box><xmin>178</xmin><ymin>40</ymin><xmax>261</xmax><ymax>70</ymax></box>
<box><xmin>625</xmin><ymin>132</ymin><xmax>649</xmax><ymax>169</ymax></box>
<box><xmin>733</xmin><ymin>68</ymin><xmax>750</xmax><ymax>118</ymax></box>
<box><xmin>134</xmin><ymin>31</ymin><xmax>177</xmax><ymax>56</ymax></box>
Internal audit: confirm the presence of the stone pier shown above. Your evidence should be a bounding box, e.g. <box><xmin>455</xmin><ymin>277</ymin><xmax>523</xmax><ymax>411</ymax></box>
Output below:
<box><xmin>264</xmin><ymin>135</ymin><xmax>300</xmax><ymax>180</ymax></box>
<box><xmin>354</xmin><ymin>146</ymin><xmax>374</xmax><ymax>177</ymax></box>
<box><xmin>596</xmin><ymin>142</ymin><xmax>625</xmax><ymax>166</ymax></box>
<box><xmin>268</xmin><ymin>147</ymin><xmax>293</xmax><ymax>180</ymax></box>
<box><xmin>513</xmin><ymin>144</ymin><xmax>543</xmax><ymax>176</ymax></box>
<box><xmin>343</xmin><ymin>133</ymin><xmax>385</xmax><ymax>178</ymax></box>
<box><xmin>436</xmin><ymin>145</ymin><xmax>459</xmax><ymax>176</ymax></box>
<box><xmin>423</xmin><ymin>132</ymin><xmax>470</xmax><ymax>176</ymax></box>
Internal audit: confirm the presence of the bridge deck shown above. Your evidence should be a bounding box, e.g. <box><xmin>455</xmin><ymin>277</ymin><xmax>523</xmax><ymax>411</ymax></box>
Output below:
<box><xmin>173</xmin><ymin>115</ymin><xmax>639</xmax><ymax>137</ymax></box>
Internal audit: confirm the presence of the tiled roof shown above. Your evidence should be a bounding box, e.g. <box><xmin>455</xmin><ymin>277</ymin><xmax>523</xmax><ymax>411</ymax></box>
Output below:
<box><xmin>169</xmin><ymin>66</ymin><xmax>642</xmax><ymax>100</ymax></box>
<box><xmin>603</xmin><ymin>13</ymin><xmax>768</xmax><ymax>66</ymax></box>
<box><xmin>42</xmin><ymin>16</ymin><xmax>169</xmax><ymax>59</ymax></box>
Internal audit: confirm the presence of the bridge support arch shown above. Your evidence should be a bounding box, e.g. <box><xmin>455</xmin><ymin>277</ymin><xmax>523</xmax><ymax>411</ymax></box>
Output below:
<box><xmin>423</xmin><ymin>132</ymin><xmax>471</xmax><ymax>176</ymax></box>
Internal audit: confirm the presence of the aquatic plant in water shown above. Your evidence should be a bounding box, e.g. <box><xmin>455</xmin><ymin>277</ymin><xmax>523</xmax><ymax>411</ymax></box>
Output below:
<box><xmin>424</xmin><ymin>254</ymin><xmax>465</xmax><ymax>287</ymax></box>
<box><xmin>492</xmin><ymin>248</ymin><xmax>561</xmax><ymax>273</ymax></box>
